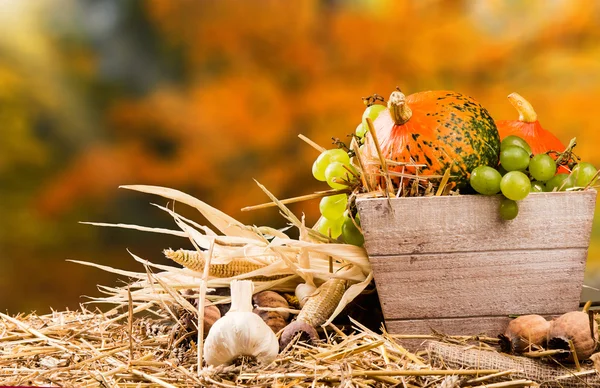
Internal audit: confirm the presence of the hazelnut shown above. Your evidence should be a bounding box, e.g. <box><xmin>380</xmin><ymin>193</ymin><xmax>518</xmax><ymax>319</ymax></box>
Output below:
<box><xmin>499</xmin><ymin>314</ymin><xmax>550</xmax><ymax>353</ymax></box>
<box><xmin>203</xmin><ymin>300</ymin><xmax>222</xmax><ymax>335</ymax></box>
<box><xmin>547</xmin><ymin>311</ymin><xmax>599</xmax><ymax>362</ymax></box>
<box><xmin>252</xmin><ymin>290</ymin><xmax>290</xmax><ymax>333</ymax></box>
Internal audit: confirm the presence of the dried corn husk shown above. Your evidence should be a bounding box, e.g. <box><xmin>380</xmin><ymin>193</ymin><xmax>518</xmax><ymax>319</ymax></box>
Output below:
<box><xmin>80</xmin><ymin>184</ymin><xmax>373</xmax><ymax>329</ymax></box>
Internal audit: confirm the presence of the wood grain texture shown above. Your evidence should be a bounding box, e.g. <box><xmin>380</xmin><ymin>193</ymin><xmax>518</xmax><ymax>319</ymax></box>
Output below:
<box><xmin>386</xmin><ymin>315</ymin><xmax>562</xmax><ymax>337</ymax></box>
<box><xmin>356</xmin><ymin>191</ymin><xmax>596</xmax><ymax>256</ymax></box>
<box><xmin>371</xmin><ymin>248</ymin><xmax>587</xmax><ymax>319</ymax></box>
<box><xmin>356</xmin><ymin>191</ymin><xmax>596</xmax><ymax>334</ymax></box>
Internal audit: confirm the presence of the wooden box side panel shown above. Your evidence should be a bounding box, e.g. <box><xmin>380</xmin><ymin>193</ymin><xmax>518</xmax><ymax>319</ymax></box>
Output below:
<box><xmin>386</xmin><ymin>315</ymin><xmax>562</xmax><ymax>337</ymax></box>
<box><xmin>371</xmin><ymin>248</ymin><xmax>587</xmax><ymax>320</ymax></box>
<box><xmin>356</xmin><ymin>191</ymin><xmax>597</xmax><ymax>257</ymax></box>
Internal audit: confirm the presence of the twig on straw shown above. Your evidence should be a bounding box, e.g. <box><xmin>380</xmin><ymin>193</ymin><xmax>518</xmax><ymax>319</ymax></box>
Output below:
<box><xmin>197</xmin><ymin>241</ymin><xmax>215</xmax><ymax>373</ymax></box>
<box><xmin>127</xmin><ymin>287</ymin><xmax>133</xmax><ymax>364</ymax></box>
<box><xmin>436</xmin><ymin>168</ymin><xmax>452</xmax><ymax>196</ymax></box>
<box><xmin>241</xmin><ymin>189</ymin><xmax>348</xmax><ymax>212</ymax></box>
<box><xmin>568</xmin><ymin>339</ymin><xmax>581</xmax><ymax>371</ymax></box>
<box><xmin>130</xmin><ymin>368</ymin><xmax>178</xmax><ymax>388</ymax></box>
<box><xmin>0</xmin><ymin>312</ymin><xmax>69</xmax><ymax>353</ymax></box>
<box><xmin>467</xmin><ymin>370</ymin><xmax>517</xmax><ymax>383</ymax></box>
<box><xmin>298</xmin><ymin>134</ymin><xmax>326</xmax><ymax>153</ymax></box>
<box><xmin>522</xmin><ymin>349</ymin><xmax>567</xmax><ymax>358</ymax></box>
<box><xmin>350</xmin><ymin>137</ymin><xmax>372</xmax><ymax>192</ymax></box>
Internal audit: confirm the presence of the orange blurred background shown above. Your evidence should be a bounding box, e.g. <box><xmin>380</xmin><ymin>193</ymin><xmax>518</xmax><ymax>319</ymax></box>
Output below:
<box><xmin>2</xmin><ymin>0</ymin><xmax>600</xmax><ymax>313</ymax></box>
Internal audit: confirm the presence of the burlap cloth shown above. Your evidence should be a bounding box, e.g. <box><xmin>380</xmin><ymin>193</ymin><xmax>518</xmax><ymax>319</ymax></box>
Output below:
<box><xmin>427</xmin><ymin>341</ymin><xmax>600</xmax><ymax>387</ymax></box>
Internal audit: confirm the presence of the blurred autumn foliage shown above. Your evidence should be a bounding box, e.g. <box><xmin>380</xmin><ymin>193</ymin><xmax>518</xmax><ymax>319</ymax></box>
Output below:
<box><xmin>2</xmin><ymin>0</ymin><xmax>600</xmax><ymax>312</ymax></box>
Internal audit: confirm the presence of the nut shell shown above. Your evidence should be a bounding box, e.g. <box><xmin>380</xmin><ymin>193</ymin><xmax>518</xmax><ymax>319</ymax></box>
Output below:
<box><xmin>253</xmin><ymin>291</ymin><xmax>290</xmax><ymax>320</ymax></box>
<box><xmin>499</xmin><ymin>314</ymin><xmax>550</xmax><ymax>354</ymax></box>
<box><xmin>252</xmin><ymin>309</ymin><xmax>287</xmax><ymax>334</ymax></box>
<box><xmin>203</xmin><ymin>300</ymin><xmax>222</xmax><ymax>335</ymax></box>
<box><xmin>279</xmin><ymin>320</ymin><xmax>319</xmax><ymax>351</ymax></box>
<box><xmin>253</xmin><ymin>290</ymin><xmax>290</xmax><ymax>333</ymax></box>
<box><xmin>547</xmin><ymin>311</ymin><xmax>599</xmax><ymax>362</ymax></box>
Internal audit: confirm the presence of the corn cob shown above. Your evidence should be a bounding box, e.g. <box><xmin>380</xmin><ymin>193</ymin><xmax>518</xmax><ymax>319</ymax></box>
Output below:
<box><xmin>280</xmin><ymin>278</ymin><xmax>347</xmax><ymax>348</ymax></box>
<box><xmin>283</xmin><ymin>293</ymin><xmax>300</xmax><ymax>309</ymax></box>
<box><xmin>296</xmin><ymin>278</ymin><xmax>347</xmax><ymax>327</ymax></box>
<box><xmin>164</xmin><ymin>249</ymin><xmax>285</xmax><ymax>281</ymax></box>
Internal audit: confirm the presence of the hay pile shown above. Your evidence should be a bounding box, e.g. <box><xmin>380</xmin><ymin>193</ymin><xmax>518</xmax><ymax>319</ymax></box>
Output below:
<box><xmin>2</xmin><ymin>306</ymin><xmax>598</xmax><ymax>387</ymax></box>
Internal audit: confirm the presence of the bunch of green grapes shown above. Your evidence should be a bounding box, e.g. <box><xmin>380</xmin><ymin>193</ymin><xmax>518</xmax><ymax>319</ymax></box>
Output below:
<box><xmin>469</xmin><ymin>135</ymin><xmax>598</xmax><ymax>220</ymax></box>
<box><xmin>354</xmin><ymin>100</ymin><xmax>386</xmax><ymax>143</ymax></box>
<box><xmin>310</xmin><ymin>96</ymin><xmax>389</xmax><ymax>246</ymax></box>
<box><xmin>311</xmin><ymin>148</ymin><xmax>364</xmax><ymax>246</ymax></box>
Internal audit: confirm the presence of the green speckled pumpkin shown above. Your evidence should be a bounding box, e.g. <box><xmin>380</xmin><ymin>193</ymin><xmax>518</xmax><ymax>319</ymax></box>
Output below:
<box><xmin>365</xmin><ymin>90</ymin><xmax>500</xmax><ymax>189</ymax></box>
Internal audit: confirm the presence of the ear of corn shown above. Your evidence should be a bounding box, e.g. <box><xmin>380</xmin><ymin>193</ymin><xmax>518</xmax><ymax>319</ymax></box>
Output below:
<box><xmin>283</xmin><ymin>293</ymin><xmax>300</xmax><ymax>309</ymax></box>
<box><xmin>296</xmin><ymin>278</ymin><xmax>347</xmax><ymax>327</ymax></box>
<box><xmin>164</xmin><ymin>249</ymin><xmax>286</xmax><ymax>281</ymax></box>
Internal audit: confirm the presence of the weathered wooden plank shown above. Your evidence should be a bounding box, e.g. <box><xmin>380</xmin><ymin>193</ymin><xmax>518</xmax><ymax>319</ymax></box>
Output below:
<box><xmin>356</xmin><ymin>191</ymin><xmax>596</xmax><ymax>257</ymax></box>
<box><xmin>371</xmin><ymin>248</ymin><xmax>587</xmax><ymax>320</ymax></box>
<box><xmin>386</xmin><ymin>315</ymin><xmax>562</xmax><ymax>337</ymax></box>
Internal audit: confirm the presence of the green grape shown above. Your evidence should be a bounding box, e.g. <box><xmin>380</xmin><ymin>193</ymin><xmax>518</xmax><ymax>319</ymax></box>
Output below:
<box><xmin>501</xmin><ymin>135</ymin><xmax>532</xmax><ymax>155</ymax></box>
<box><xmin>545</xmin><ymin>173</ymin><xmax>575</xmax><ymax>192</ymax></box>
<box><xmin>499</xmin><ymin>198</ymin><xmax>519</xmax><ymax>220</ymax></box>
<box><xmin>528</xmin><ymin>154</ymin><xmax>556</xmax><ymax>182</ymax></box>
<box><xmin>312</xmin><ymin>160</ymin><xmax>325</xmax><ymax>181</ymax></box>
<box><xmin>469</xmin><ymin>166</ymin><xmax>502</xmax><ymax>195</ymax></box>
<box><xmin>312</xmin><ymin>149</ymin><xmax>351</xmax><ymax>181</ymax></box>
<box><xmin>355</xmin><ymin>123</ymin><xmax>367</xmax><ymax>138</ymax></box>
<box><xmin>572</xmin><ymin>162</ymin><xmax>598</xmax><ymax>187</ymax></box>
<box><xmin>341</xmin><ymin>214</ymin><xmax>364</xmax><ymax>247</ymax></box>
<box><xmin>530</xmin><ymin>181</ymin><xmax>546</xmax><ymax>192</ymax></box>
<box><xmin>362</xmin><ymin>104</ymin><xmax>386</xmax><ymax>127</ymax></box>
<box><xmin>316</xmin><ymin>216</ymin><xmax>342</xmax><ymax>239</ymax></box>
<box><xmin>325</xmin><ymin>162</ymin><xmax>352</xmax><ymax>189</ymax></box>
<box><xmin>319</xmin><ymin>194</ymin><xmax>348</xmax><ymax>220</ymax></box>
<box><xmin>500</xmin><ymin>171</ymin><xmax>531</xmax><ymax>201</ymax></box>
<box><xmin>500</xmin><ymin>146</ymin><xmax>530</xmax><ymax>172</ymax></box>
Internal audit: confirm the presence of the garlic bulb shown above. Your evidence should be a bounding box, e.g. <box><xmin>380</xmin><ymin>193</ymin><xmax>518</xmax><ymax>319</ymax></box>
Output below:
<box><xmin>203</xmin><ymin>280</ymin><xmax>279</xmax><ymax>366</ymax></box>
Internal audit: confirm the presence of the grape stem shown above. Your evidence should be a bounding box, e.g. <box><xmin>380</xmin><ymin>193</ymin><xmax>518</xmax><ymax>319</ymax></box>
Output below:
<box><xmin>554</xmin><ymin>137</ymin><xmax>577</xmax><ymax>168</ymax></box>
<box><xmin>362</xmin><ymin>94</ymin><xmax>385</xmax><ymax>107</ymax></box>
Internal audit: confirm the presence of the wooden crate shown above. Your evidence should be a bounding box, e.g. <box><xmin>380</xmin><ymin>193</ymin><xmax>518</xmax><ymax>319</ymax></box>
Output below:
<box><xmin>356</xmin><ymin>190</ymin><xmax>597</xmax><ymax>336</ymax></box>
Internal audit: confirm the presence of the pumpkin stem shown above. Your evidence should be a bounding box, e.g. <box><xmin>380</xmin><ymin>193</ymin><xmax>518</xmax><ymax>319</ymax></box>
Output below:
<box><xmin>388</xmin><ymin>91</ymin><xmax>412</xmax><ymax>125</ymax></box>
<box><xmin>507</xmin><ymin>92</ymin><xmax>537</xmax><ymax>123</ymax></box>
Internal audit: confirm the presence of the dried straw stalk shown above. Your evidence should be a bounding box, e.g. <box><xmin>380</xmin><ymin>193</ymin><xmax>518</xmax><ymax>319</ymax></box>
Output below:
<box><xmin>0</xmin><ymin>308</ymin><xmax>510</xmax><ymax>387</ymax></box>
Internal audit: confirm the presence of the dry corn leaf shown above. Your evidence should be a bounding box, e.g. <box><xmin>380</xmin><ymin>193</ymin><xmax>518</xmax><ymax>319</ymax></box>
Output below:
<box><xmin>120</xmin><ymin>185</ymin><xmax>266</xmax><ymax>243</ymax></box>
<box><xmin>79</xmin><ymin>184</ymin><xmax>373</xmax><ymax>329</ymax></box>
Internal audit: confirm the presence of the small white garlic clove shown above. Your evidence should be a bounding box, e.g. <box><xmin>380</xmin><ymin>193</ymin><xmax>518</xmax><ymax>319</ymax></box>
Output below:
<box><xmin>203</xmin><ymin>280</ymin><xmax>279</xmax><ymax>366</ymax></box>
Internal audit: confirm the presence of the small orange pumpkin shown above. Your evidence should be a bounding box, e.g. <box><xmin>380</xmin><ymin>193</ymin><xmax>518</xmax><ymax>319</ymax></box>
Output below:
<box><xmin>496</xmin><ymin>93</ymin><xmax>566</xmax><ymax>155</ymax></box>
